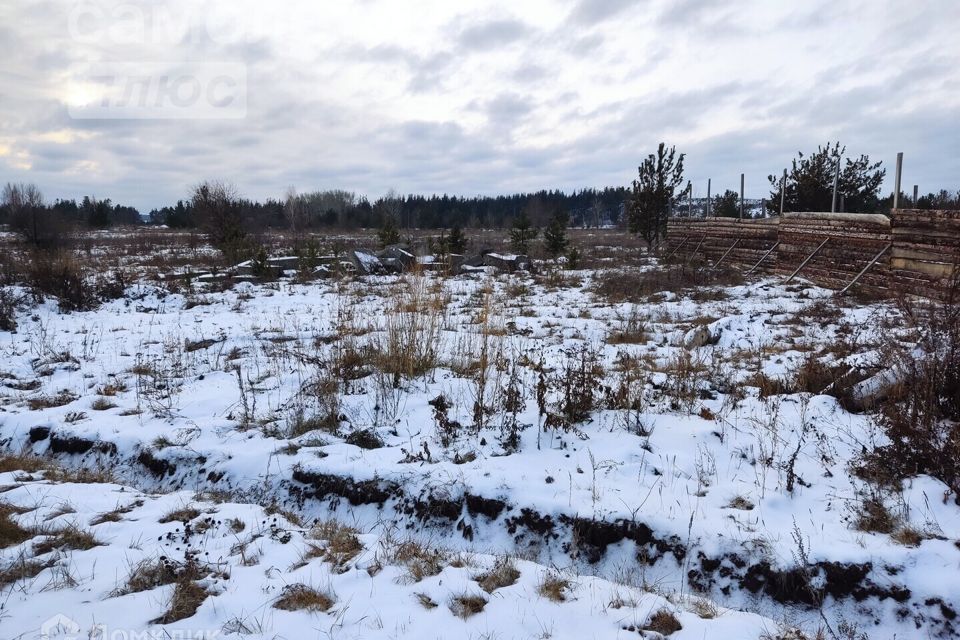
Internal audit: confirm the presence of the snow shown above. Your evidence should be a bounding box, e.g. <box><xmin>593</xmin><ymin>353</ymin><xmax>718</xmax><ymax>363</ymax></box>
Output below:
<box><xmin>0</xmin><ymin>264</ymin><xmax>956</xmax><ymax>639</ymax></box>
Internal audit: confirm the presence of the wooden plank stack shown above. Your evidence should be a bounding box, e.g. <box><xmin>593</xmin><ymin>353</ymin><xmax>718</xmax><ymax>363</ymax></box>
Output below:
<box><xmin>775</xmin><ymin>213</ymin><xmax>892</xmax><ymax>289</ymax></box>
<box><xmin>890</xmin><ymin>209</ymin><xmax>960</xmax><ymax>292</ymax></box>
<box><xmin>664</xmin><ymin>210</ymin><xmax>959</xmax><ymax>297</ymax></box>
<box><xmin>665</xmin><ymin>217</ymin><xmax>778</xmax><ymax>267</ymax></box>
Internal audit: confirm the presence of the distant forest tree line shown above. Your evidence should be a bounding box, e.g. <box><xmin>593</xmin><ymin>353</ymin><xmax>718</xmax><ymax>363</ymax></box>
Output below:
<box><xmin>2</xmin><ymin>142</ymin><xmax>958</xmax><ymax>249</ymax></box>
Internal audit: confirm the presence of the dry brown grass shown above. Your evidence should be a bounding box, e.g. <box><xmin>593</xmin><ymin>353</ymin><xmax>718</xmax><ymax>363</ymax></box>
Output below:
<box><xmin>90</xmin><ymin>500</ymin><xmax>143</xmax><ymax>526</ymax></box>
<box><xmin>853</xmin><ymin>497</ymin><xmax>897</xmax><ymax>535</ymax></box>
<box><xmin>891</xmin><ymin>526</ymin><xmax>926</xmax><ymax>547</ymax></box>
<box><xmin>152</xmin><ymin>579</ymin><xmax>209</xmax><ymax>624</ymax></box>
<box><xmin>159</xmin><ymin>506</ymin><xmax>201</xmax><ymax>524</ymax></box>
<box><xmin>645</xmin><ymin>608</ymin><xmax>683</xmax><ymax>635</ymax></box>
<box><xmin>0</xmin><ymin>453</ymin><xmax>49</xmax><ymax>474</ymax></box>
<box><xmin>387</xmin><ymin>539</ymin><xmax>446</xmax><ymax>583</ymax></box>
<box><xmin>302</xmin><ymin>520</ymin><xmax>363</xmax><ymax>571</ymax></box>
<box><xmin>449</xmin><ymin>592</ymin><xmax>488</xmax><ymax>619</ymax></box>
<box><xmin>27</xmin><ymin>391</ymin><xmax>78</xmax><ymax>410</ymax></box>
<box><xmin>537</xmin><ymin>571</ymin><xmax>571</xmax><ymax>602</ymax></box>
<box><xmin>91</xmin><ymin>397</ymin><xmax>117</xmax><ymax>411</ymax></box>
<box><xmin>727</xmin><ymin>495</ymin><xmax>755</xmax><ymax>511</ymax></box>
<box><xmin>273</xmin><ymin>583</ymin><xmax>335</xmax><ymax>613</ymax></box>
<box><xmin>33</xmin><ymin>525</ymin><xmax>101</xmax><ymax>555</ymax></box>
<box><xmin>474</xmin><ymin>557</ymin><xmax>520</xmax><ymax>593</ymax></box>
<box><xmin>0</xmin><ymin>501</ymin><xmax>34</xmax><ymax>548</ymax></box>
<box><xmin>0</xmin><ymin>552</ymin><xmax>50</xmax><ymax>588</ymax></box>
<box><xmin>414</xmin><ymin>592</ymin><xmax>438</xmax><ymax>609</ymax></box>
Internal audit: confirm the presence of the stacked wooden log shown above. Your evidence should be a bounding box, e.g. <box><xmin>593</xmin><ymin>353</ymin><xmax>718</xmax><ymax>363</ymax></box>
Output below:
<box><xmin>890</xmin><ymin>209</ymin><xmax>960</xmax><ymax>293</ymax></box>
<box><xmin>665</xmin><ymin>210</ymin><xmax>959</xmax><ymax>297</ymax></box>
<box><xmin>775</xmin><ymin>212</ymin><xmax>892</xmax><ymax>289</ymax></box>
<box><xmin>664</xmin><ymin>217</ymin><xmax>778</xmax><ymax>268</ymax></box>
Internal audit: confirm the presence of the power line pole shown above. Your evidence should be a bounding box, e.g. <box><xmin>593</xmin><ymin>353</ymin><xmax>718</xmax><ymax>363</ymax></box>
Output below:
<box><xmin>831</xmin><ymin>155</ymin><xmax>841</xmax><ymax>213</ymax></box>
<box><xmin>893</xmin><ymin>152</ymin><xmax>903</xmax><ymax>211</ymax></box>
<box><xmin>779</xmin><ymin>168</ymin><xmax>786</xmax><ymax>216</ymax></box>
<box><xmin>706</xmin><ymin>179</ymin><xmax>712</xmax><ymax>217</ymax></box>
<box><xmin>739</xmin><ymin>173</ymin><xmax>744</xmax><ymax>220</ymax></box>
<box><xmin>913</xmin><ymin>184</ymin><xmax>918</xmax><ymax>207</ymax></box>
<box><xmin>687</xmin><ymin>181</ymin><xmax>692</xmax><ymax>218</ymax></box>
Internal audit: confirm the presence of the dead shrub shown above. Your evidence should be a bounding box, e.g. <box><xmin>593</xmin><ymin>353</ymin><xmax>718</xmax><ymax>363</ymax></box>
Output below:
<box><xmin>0</xmin><ymin>289</ymin><xmax>21</xmax><ymax>332</ymax></box>
<box><xmin>26</xmin><ymin>249</ymin><xmax>97</xmax><ymax>312</ymax></box>
<box><xmin>856</xmin><ymin>274</ymin><xmax>960</xmax><ymax>501</ymax></box>
<box><xmin>853</xmin><ymin>496</ymin><xmax>897</xmax><ymax>534</ymax></box>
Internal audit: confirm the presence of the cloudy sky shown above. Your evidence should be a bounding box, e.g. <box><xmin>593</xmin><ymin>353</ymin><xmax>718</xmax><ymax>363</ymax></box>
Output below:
<box><xmin>1</xmin><ymin>0</ymin><xmax>958</xmax><ymax>211</ymax></box>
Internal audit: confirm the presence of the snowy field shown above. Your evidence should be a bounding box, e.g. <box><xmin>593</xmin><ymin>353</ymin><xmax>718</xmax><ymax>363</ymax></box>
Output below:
<box><xmin>1</xmin><ymin>249</ymin><xmax>958</xmax><ymax>640</ymax></box>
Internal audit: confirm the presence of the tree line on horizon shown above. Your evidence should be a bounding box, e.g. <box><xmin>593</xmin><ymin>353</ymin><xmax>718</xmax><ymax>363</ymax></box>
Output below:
<box><xmin>2</xmin><ymin>142</ymin><xmax>958</xmax><ymax>252</ymax></box>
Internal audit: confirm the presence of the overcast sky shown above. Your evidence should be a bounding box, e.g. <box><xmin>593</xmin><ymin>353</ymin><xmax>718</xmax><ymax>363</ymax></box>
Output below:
<box><xmin>1</xmin><ymin>0</ymin><xmax>958</xmax><ymax>211</ymax></box>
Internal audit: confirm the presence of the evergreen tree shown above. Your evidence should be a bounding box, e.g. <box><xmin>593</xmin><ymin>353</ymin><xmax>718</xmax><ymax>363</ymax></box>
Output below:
<box><xmin>712</xmin><ymin>190</ymin><xmax>740</xmax><ymax>218</ymax></box>
<box><xmin>628</xmin><ymin>143</ymin><xmax>685</xmax><ymax>246</ymax></box>
<box><xmin>448</xmin><ymin>224</ymin><xmax>467</xmax><ymax>254</ymax></box>
<box><xmin>767</xmin><ymin>142</ymin><xmax>885</xmax><ymax>214</ymax></box>
<box><xmin>377</xmin><ymin>213</ymin><xmax>400</xmax><ymax>248</ymax></box>
<box><xmin>543</xmin><ymin>209</ymin><xmax>569</xmax><ymax>258</ymax></box>
<box><xmin>509</xmin><ymin>212</ymin><xmax>538</xmax><ymax>254</ymax></box>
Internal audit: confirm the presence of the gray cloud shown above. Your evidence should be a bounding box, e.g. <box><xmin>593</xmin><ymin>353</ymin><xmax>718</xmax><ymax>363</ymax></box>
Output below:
<box><xmin>456</xmin><ymin>18</ymin><xmax>531</xmax><ymax>51</ymax></box>
<box><xmin>567</xmin><ymin>0</ymin><xmax>640</xmax><ymax>26</ymax></box>
<box><xmin>0</xmin><ymin>0</ymin><xmax>957</xmax><ymax>210</ymax></box>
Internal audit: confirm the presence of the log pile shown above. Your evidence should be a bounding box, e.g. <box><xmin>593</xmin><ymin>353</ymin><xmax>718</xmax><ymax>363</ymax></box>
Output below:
<box><xmin>775</xmin><ymin>212</ymin><xmax>892</xmax><ymax>289</ymax></box>
<box><xmin>665</xmin><ymin>217</ymin><xmax>778</xmax><ymax>268</ymax></box>
<box><xmin>890</xmin><ymin>209</ymin><xmax>960</xmax><ymax>292</ymax></box>
<box><xmin>662</xmin><ymin>210</ymin><xmax>960</xmax><ymax>297</ymax></box>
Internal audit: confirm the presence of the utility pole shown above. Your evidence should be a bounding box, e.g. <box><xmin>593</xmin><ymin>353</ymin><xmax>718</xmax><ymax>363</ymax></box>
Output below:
<box><xmin>779</xmin><ymin>168</ymin><xmax>787</xmax><ymax>216</ymax></box>
<box><xmin>913</xmin><ymin>184</ymin><xmax>919</xmax><ymax>207</ymax></box>
<box><xmin>687</xmin><ymin>181</ymin><xmax>693</xmax><ymax>218</ymax></box>
<box><xmin>831</xmin><ymin>155</ymin><xmax>841</xmax><ymax>213</ymax></box>
<box><xmin>706</xmin><ymin>179</ymin><xmax>712</xmax><ymax>217</ymax></box>
<box><xmin>739</xmin><ymin>173</ymin><xmax>745</xmax><ymax>220</ymax></box>
<box><xmin>893</xmin><ymin>152</ymin><xmax>903</xmax><ymax>211</ymax></box>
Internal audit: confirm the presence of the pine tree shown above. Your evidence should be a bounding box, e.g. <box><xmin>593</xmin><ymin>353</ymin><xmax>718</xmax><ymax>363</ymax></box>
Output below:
<box><xmin>628</xmin><ymin>143</ymin><xmax>685</xmax><ymax>246</ymax></box>
<box><xmin>712</xmin><ymin>190</ymin><xmax>740</xmax><ymax>218</ymax></box>
<box><xmin>543</xmin><ymin>209</ymin><xmax>569</xmax><ymax>258</ymax></box>
<box><xmin>377</xmin><ymin>213</ymin><xmax>400</xmax><ymax>248</ymax></box>
<box><xmin>448</xmin><ymin>224</ymin><xmax>467</xmax><ymax>254</ymax></box>
<box><xmin>767</xmin><ymin>142</ymin><xmax>885</xmax><ymax>214</ymax></box>
<box><xmin>509</xmin><ymin>212</ymin><xmax>538</xmax><ymax>255</ymax></box>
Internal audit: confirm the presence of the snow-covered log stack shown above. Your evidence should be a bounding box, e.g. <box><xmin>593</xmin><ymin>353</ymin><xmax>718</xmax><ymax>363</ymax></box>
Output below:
<box><xmin>890</xmin><ymin>209</ymin><xmax>960</xmax><ymax>292</ymax></box>
<box><xmin>775</xmin><ymin>212</ymin><xmax>892</xmax><ymax>289</ymax></box>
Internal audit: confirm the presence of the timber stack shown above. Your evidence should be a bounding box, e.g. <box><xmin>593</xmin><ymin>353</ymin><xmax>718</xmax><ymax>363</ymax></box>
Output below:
<box><xmin>890</xmin><ymin>209</ymin><xmax>960</xmax><ymax>292</ymax></box>
<box><xmin>664</xmin><ymin>217</ymin><xmax>778</xmax><ymax>268</ymax></box>
<box><xmin>776</xmin><ymin>212</ymin><xmax>892</xmax><ymax>289</ymax></box>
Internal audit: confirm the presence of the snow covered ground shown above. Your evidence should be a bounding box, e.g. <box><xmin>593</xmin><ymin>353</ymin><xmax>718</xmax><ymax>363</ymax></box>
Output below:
<box><xmin>1</xmin><ymin>261</ymin><xmax>958</xmax><ymax>639</ymax></box>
